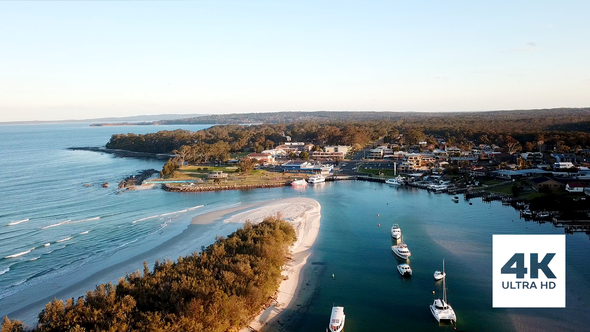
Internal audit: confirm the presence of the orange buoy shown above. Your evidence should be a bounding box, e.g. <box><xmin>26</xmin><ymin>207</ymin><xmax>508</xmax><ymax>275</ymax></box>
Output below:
<box><xmin>378</xmin><ymin>224</ymin><xmax>380</xmax><ymax>227</ymax></box>
<box><xmin>377</xmin><ymin>214</ymin><xmax>380</xmax><ymax>217</ymax></box>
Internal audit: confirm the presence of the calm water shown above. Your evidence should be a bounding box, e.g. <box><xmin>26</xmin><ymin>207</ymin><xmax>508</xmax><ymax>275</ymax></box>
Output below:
<box><xmin>1</xmin><ymin>124</ymin><xmax>589</xmax><ymax>331</ymax></box>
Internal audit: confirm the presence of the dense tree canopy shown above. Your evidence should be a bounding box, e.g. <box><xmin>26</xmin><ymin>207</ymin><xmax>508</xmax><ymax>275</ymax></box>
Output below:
<box><xmin>2</xmin><ymin>217</ymin><xmax>296</xmax><ymax>332</ymax></box>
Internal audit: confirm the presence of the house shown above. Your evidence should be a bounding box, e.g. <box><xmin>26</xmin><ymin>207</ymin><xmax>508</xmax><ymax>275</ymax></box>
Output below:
<box><xmin>311</xmin><ymin>151</ymin><xmax>346</xmax><ymax>160</ymax></box>
<box><xmin>324</xmin><ymin>145</ymin><xmax>351</xmax><ymax>154</ymax></box>
<box><xmin>367</xmin><ymin>149</ymin><xmax>384</xmax><ymax>159</ymax></box>
<box><xmin>207</xmin><ymin>171</ymin><xmax>228</xmax><ymax>179</ymax></box>
<box><xmin>531</xmin><ymin>177</ymin><xmax>565</xmax><ymax>191</ymax></box>
<box><xmin>246</xmin><ymin>153</ymin><xmax>275</xmax><ymax>165</ymax></box>
<box><xmin>566</xmin><ymin>182</ymin><xmax>589</xmax><ymax>193</ymax></box>
<box><xmin>520</xmin><ymin>152</ymin><xmax>544</xmax><ymax>164</ymax></box>
<box><xmin>552</xmin><ymin>153</ymin><xmax>577</xmax><ymax>163</ymax></box>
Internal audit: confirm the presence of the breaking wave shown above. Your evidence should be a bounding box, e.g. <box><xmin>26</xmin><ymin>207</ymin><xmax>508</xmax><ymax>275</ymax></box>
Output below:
<box><xmin>5</xmin><ymin>248</ymin><xmax>35</xmax><ymax>259</ymax></box>
<box><xmin>41</xmin><ymin>219</ymin><xmax>71</xmax><ymax>230</ymax></box>
<box><xmin>79</xmin><ymin>230</ymin><xmax>90</xmax><ymax>235</ymax></box>
<box><xmin>56</xmin><ymin>237</ymin><xmax>72</xmax><ymax>243</ymax></box>
<box><xmin>70</xmin><ymin>217</ymin><xmax>100</xmax><ymax>224</ymax></box>
<box><xmin>0</xmin><ymin>267</ymin><xmax>9</xmax><ymax>275</ymax></box>
<box><xmin>7</xmin><ymin>219</ymin><xmax>29</xmax><ymax>226</ymax></box>
<box><xmin>132</xmin><ymin>205</ymin><xmax>203</xmax><ymax>224</ymax></box>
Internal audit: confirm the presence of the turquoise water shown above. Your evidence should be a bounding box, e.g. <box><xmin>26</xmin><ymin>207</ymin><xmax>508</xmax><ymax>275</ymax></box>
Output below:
<box><xmin>1</xmin><ymin>124</ymin><xmax>589</xmax><ymax>331</ymax></box>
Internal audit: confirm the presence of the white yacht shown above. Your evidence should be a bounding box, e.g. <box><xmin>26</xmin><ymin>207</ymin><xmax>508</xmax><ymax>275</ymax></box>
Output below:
<box><xmin>433</xmin><ymin>270</ymin><xmax>446</xmax><ymax>281</ymax></box>
<box><xmin>430</xmin><ymin>260</ymin><xmax>456</xmax><ymax>323</ymax></box>
<box><xmin>291</xmin><ymin>179</ymin><xmax>308</xmax><ymax>186</ymax></box>
<box><xmin>391</xmin><ymin>236</ymin><xmax>411</xmax><ymax>259</ymax></box>
<box><xmin>328</xmin><ymin>306</ymin><xmax>345</xmax><ymax>332</ymax></box>
<box><xmin>385</xmin><ymin>176</ymin><xmax>404</xmax><ymax>186</ymax></box>
<box><xmin>390</xmin><ymin>224</ymin><xmax>401</xmax><ymax>239</ymax></box>
<box><xmin>397</xmin><ymin>263</ymin><xmax>412</xmax><ymax>277</ymax></box>
<box><xmin>308</xmin><ymin>174</ymin><xmax>326</xmax><ymax>184</ymax></box>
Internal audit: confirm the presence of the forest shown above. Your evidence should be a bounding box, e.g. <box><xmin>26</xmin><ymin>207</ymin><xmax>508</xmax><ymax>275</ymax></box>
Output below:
<box><xmin>104</xmin><ymin>108</ymin><xmax>590</xmax><ymax>161</ymax></box>
<box><xmin>1</xmin><ymin>217</ymin><xmax>296</xmax><ymax>332</ymax></box>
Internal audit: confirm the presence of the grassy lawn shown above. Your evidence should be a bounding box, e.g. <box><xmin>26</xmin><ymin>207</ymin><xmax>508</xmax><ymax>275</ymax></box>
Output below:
<box><xmin>358</xmin><ymin>168</ymin><xmax>395</xmax><ymax>177</ymax></box>
<box><xmin>480</xmin><ymin>179</ymin><xmax>505</xmax><ymax>186</ymax></box>
<box><xmin>163</xmin><ymin>165</ymin><xmax>313</xmax><ymax>187</ymax></box>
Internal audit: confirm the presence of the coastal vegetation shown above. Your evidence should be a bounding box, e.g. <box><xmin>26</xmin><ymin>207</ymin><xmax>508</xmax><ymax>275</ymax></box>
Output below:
<box><xmin>104</xmin><ymin>109</ymin><xmax>590</xmax><ymax>158</ymax></box>
<box><xmin>1</xmin><ymin>217</ymin><xmax>296</xmax><ymax>332</ymax></box>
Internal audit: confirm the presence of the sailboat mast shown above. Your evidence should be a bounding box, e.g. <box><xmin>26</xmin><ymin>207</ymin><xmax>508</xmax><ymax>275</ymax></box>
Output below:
<box><xmin>442</xmin><ymin>259</ymin><xmax>447</xmax><ymax>303</ymax></box>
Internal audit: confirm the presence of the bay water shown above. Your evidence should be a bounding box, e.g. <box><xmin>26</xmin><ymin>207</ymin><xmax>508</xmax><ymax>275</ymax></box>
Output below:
<box><xmin>1</xmin><ymin>124</ymin><xmax>589</xmax><ymax>331</ymax></box>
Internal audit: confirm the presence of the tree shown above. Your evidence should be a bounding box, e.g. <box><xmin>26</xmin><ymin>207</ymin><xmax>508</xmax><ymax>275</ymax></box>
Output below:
<box><xmin>161</xmin><ymin>158</ymin><xmax>179</xmax><ymax>177</ymax></box>
<box><xmin>1</xmin><ymin>317</ymin><xmax>24</xmax><ymax>332</ymax></box>
<box><xmin>299</xmin><ymin>151</ymin><xmax>310</xmax><ymax>160</ymax></box>
<box><xmin>237</xmin><ymin>158</ymin><xmax>256</xmax><ymax>174</ymax></box>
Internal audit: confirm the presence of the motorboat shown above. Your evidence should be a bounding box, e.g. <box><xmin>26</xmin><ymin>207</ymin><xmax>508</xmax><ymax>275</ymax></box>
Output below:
<box><xmin>308</xmin><ymin>174</ymin><xmax>326</xmax><ymax>184</ymax></box>
<box><xmin>328</xmin><ymin>306</ymin><xmax>345</xmax><ymax>332</ymax></box>
<box><xmin>430</xmin><ymin>260</ymin><xmax>456</xmax><ymax>323</ymax></box>
<box><xmin>291</xmin><ymin>179</ymin><xmax>308</xmax><ymax>186</ymax></box>
<box><xmin>398</xmin><ymin>263</ymin><xmax>412</xmax><ymax>277</ymax></box>
<box><xmin>434</xmin><ymin>270</ymin><xmax>446</xmax><ymax>281</ymax></box>
<box><xmin>537</xmin><ymin>211</ymin><xmax>550</xmax><ymax>219</ymax></box>
<box><xmin>452</xmin><ymin>196</ymin><xmax>459</xmax><ymax>203</ymax></box>
<box><xmin>391</xmin><ymin>236</ymin><xmax>411</xmax><ymax>259</ymax></box>
<box><xmin>385</xmin><ymin>176</ymin><xmax>404</xmax><ymax>186</ymax></box>
<box><xmin>391</xmin><ymin>224</ymin><xmax>401</xmax><ymax>239</ymax></box>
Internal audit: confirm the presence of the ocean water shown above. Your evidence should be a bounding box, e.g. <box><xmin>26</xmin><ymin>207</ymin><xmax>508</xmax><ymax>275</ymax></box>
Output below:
<box><xmin>1</xmin><ymin>124</ymin><xmax>589</xmax><ymax>331</ymax></box>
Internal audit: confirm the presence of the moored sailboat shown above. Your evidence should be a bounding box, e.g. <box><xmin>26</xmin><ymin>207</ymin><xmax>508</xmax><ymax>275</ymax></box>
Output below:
<box><xmin>430</xmin><ymin>260</ymin><xmax>456</xmax><ymax>323</ymax></box>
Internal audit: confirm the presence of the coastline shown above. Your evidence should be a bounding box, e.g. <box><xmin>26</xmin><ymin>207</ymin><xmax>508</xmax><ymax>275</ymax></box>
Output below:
<box><xmin>3</xmin><ymin>198</ymin><xmax>321</xmax><ymax>329</ymax></box>
<box><xmin>226</xmin><ymin>198</ymin><xmax>321</xmax><ymax>332</ymax></box>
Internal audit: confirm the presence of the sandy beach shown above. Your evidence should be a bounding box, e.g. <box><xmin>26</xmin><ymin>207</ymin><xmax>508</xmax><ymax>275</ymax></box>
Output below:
<box><xmin>223</xmin><ymin>198</ymin><xmax>321</xmax><ymax>332</ymax></box>
<box><xmin>3</xmin><ymin>198</ymin><xmax>321</xmax><ymax>330</ymax></box>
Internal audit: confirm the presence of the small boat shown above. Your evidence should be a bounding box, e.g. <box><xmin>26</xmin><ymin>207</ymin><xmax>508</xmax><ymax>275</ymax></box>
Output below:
<box><xmin>452</xmin><ymin>196</ymin><xmax>459</xmax><ymax>203</ymax></box>
<box><xmin>430</xmin><ymin>260</ymin><xmax>456</xmax><ymax>323</ymax></box>
<box><xmin>308</xmin><ymin>174</ymin><xmax>326</xmax><ymax>184</ymax></box>
<box><xmin>391</xmin><ymin>236</ymin><xmax>411</xmax><ymax>259</ymax></box>
<box><xmin>391</xmin><ymin>224</ymin><xmax>401</xmax><ymax>239</ymax></box>
<box><xmin>291</xmin><ymin>179</ymin><xmax>308</xmax><ymax>186</ymax></box>
<box><xmin>522</xmin><ymin>209</ymin><xmax>533</xmax><ymax>217</ymax></box>
<box><xmin>537</xmin><ymin>211</ymin><xmax>550</xmax><ymax>219</ymax></box>
<box><xmin>328</xmin><ymin>306</ymin><xmax>345</xmax><ymax>332</ymax></box>
<box><xmin>385</xmin><ymin>176</ymin><xmax>404</xmax><ymax>186</ymax></box>
<box><xmin>398</xmin><ymin>263</ymin><xmax>412</xmax><ymax>277</ymax></box>
<box><xmin>434</xmin><ymin>270</ymin><xmax>446</xmax><ymax>281</ymax></box>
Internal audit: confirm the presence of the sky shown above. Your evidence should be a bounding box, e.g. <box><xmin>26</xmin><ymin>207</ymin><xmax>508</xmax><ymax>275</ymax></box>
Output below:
<box><xmin>0</xmin><ymin>0</ymin><xmax>589</xmax><ymax>122</ymax></box>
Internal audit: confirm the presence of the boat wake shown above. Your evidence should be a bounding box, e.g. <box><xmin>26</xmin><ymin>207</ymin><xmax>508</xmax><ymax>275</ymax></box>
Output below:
<box><xmin>41</xmin><ymin>219</ymin><xmax>71</xmax><ymax>230</ymax></box>
<box><xmin>7</xmin><ymin>219</ymin><xmax>29</xmax><ymax>226</ymax></box>
<box><xmin>5</xmin><ymin>248</ymin><xmax>35</xmax><ymax>259</ymax></box>
<box><xmin>132</xmin><ymin>205</ymin><xmax>204</xmax><ymax>224</ymax></box>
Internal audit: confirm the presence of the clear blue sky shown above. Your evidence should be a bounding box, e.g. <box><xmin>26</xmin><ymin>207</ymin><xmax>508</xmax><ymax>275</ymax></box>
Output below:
<box><xmin>1</xmin><ymin>1</ymin><xmax>589</xmax><ymax>122</ymax></box>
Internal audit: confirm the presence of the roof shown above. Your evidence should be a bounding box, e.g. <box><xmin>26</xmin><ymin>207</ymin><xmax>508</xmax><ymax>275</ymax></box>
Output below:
<box><xmin>531</xmin><ymin>176</ymin><xmax>564</xmax><ymax>184</ymax></box>
<box><xmin>567</xmin><ymin>182</ymin><xmax>589</xmax><ymax>188</ymax></box>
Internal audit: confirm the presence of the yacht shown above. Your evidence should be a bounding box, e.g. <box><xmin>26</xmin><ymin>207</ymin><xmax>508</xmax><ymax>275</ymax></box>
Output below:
<box><xmin>391</xmin><ymin>236</ymin><xmax>411</xmax><ymax>259</ymax></box>
<box><xmin>397</xmin><ymin>263</ymin><xmax>412</xmax><ymax>277</ymax></box>
<box><xmin>308</xmin><ymin>174</ymin><xmax>326</xmax><ymax>184</ymax></box>
<box><xmin>328</xmin><ymin>306</ymin><xmax>345</xmax><ymax>332</ymax></box>
<box><xmin>430</xmin><ymin>260</ymin><xmax>456</xmax><ymax>323</ymax></box>
<box><xmin>385</xmin><ymin>176</ymin><xmax>404</xmax><ymax>186</ymax></box>
<box><xmin>391</xmin><ymin>224</ymin><xmax>401</xmax><ymax>239</ymax></box>
<box><xmin>433</xmin><ymin>270</ymin><xmax>446</xmax><ymax>281</ymax></box>
<box><xmin>291</xmin><ymin>179</ymin><xmax>308</xmax><ymax>186</ymax></box>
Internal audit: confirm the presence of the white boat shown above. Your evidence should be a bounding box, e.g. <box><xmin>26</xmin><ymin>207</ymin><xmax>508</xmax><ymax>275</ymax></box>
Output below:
<box><xmin>308</xmin><ymin>174</ymin><xmax>326</xmax><ymax>184</ymax></box>
<box><xmin>433</xmin><ymin>270</ymin><xmax>446</xmax><ymax>281</ymax></box>
<box><xmin>452</xmin><ymin>196</ymin><xmax>459</xmax><ymax>203</ymax></box>
<box><xmin>291</xmin><ymin>179</ymin><xmax>308</xmax><ymax>186</ymax></box>
<box><xmin>328</xmin><ymin>306</ymin><xmax>345</xmax><ymax>332</ymax></box>
<box><xmin>430</xmin><ymin>260</ymin><xmax>456</xmax><ymax>323</ymax></box>
<box><xmin>398</xmin><ymin>263</ymin><xmax>412</xmax><ymax>277</ymax></box>
<box><xmin>385</xmin><ymin>176</ymin><xmax>404</xmax><ymax>186</ymax></box>
<box><xmin>391</xmin><ymin>236</ymin><xmax>411</xmax><ymax>259</ymax></box>
<box><xmin>391</xmin><ymin>224</ymin><xmax>401</xmax><ymax>239</ymax></box>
